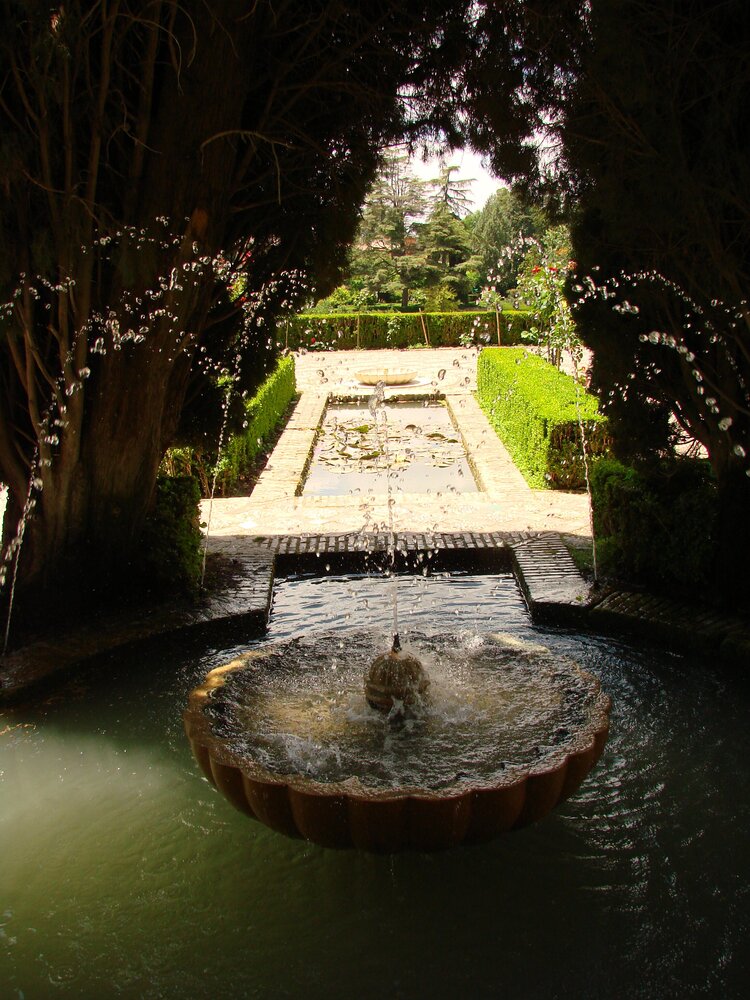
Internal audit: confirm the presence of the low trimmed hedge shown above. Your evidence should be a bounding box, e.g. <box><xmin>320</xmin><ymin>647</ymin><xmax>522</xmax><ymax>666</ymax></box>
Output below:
<box><xmin>162</xmin><ymin>355</ymin><xmax>296</xmax><ymax>495</ymax></box>
<box><xmin>590</xmin><ymin>457</ymin><xmax>718</xmax><ymax>592</ymax></box>
<box><xmin>476</xmin><ymin>347</ymin><xmax>610</xmax><ymax>489</ymax></box>
<box><xmin>277</xmin><ymin>311</ymin><xmax>537</xmax><ymax>351</ymax></box>
<box><xmin>214</xmin><ymin>354</ymin><xmax>296</xmax><ymax>491</ymax></box>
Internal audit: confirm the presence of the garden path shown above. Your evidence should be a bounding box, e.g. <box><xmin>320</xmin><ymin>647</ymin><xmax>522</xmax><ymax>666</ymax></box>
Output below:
<box><xmin>202</xmin><ymin>348</ymin><xmax>592</xmax><ymax>554</ymax></box>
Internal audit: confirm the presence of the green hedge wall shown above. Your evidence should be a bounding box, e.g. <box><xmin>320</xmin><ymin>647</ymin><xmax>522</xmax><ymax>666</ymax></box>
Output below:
<box><xmin>162</xmin><ymin>354</ymin><xmax>296</xmax><ymax>496</ymax></box>
<box><xmin>215</xmin><ymin>354</ymin><xmax>296</xmax><ymax>491</ymax></box>
<box><xmin>590</xmin><ymin>457</ymin><xmax>718</xmax><ymax>592</ymax></box>
<box><xmin>277</xmin><ymin>310</ymin><xmax>537</xmax><ymax>351</ymax></box>
<box><xmin>476</xmin><ymin>347</ymin><xmax>610</xmax><ymax>489</ymax></box>
<box><xmin>141</xmin><ymin>475</ymin><xmax>203</xmax><ymax>595</ymax></box>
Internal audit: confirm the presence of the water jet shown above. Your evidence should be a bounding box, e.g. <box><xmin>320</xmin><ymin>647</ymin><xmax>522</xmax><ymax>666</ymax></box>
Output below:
<box><xmin>184</xmin><ymin>625</ymin><xmax>611</xmax><ymax>851</ymax></box>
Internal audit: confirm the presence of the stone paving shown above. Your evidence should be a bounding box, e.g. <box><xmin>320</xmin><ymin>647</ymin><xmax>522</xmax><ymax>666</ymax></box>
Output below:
<box><xmin>2</xmin><ymin>347</ymin><xmax>748</xmax><ymax>702</ymax></box>
<box><xmin>202</xmin><ymin>348</ymin><xmax>592</xmax><ymax>545</ymax></box>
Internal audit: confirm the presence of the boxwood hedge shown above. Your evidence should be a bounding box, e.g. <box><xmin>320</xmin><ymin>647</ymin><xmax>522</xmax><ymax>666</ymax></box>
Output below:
<box><xmin>476</xmin><ymin>347</ymin><xmax>610</xmax><ymax>489</ymax></box>
<box><xmin>215</xmin><ymin>354</ymin><xmax>296</xmax><ymax>491</ymax></box>
<box><xmin>277</xmin><ymin>310</ymin><xmax>537</xmax><ymax>351</ymax></box>
<box><xmin>162</xmin><ymin>354</ymin><xmax>296</xmax><ymax>496</ymax></box>
<box><xmin>590</xmin><ymin>457</ymin><xmax>718</xmax><ymax>593</ymax></box>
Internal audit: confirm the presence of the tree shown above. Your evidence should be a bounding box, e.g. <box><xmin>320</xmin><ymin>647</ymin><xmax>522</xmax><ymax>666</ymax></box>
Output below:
<box><xmin>349</xmin><ymin>149</ymin><xmax>429</xmax><ymax>308</ymax></box>
<box><xmin>0</xmin><ymin>0</ymin><xmax>473</xmax><ymax>631</ymax></box>
<box><xmin>469</xmin><ymin>187</ymin><xmax>547</xmax><ymax>291</ymax></box>
<box><xmin>556</xmin><ymin>0</ymin><xmax>750</xmax><ymax>607</ymax></box>
<box><xmin>462</xmin><ymin>0</ymin><xmax>750</xmax><ymax>607</ymax></box>
<box><xmin>428</xmin><ymin>163</ymin><xmax>475</xmax><ymax>218</ymax></box>
<box><xmin>419</xmin><ymin>201</ymin><xmax>475</xmax><ymax>304</ymax></box>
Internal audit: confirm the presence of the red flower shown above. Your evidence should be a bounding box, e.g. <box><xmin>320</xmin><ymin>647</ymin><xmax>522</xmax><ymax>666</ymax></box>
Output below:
<box><xmin>531</xmin><ymin>266</ymin><xmax>541</xmax><ymax>274</ymax></box>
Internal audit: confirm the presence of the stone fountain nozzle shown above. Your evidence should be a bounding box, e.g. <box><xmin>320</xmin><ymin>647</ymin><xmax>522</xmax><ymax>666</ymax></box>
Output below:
<box><xmin>365</xmin><ymin>634</ymin><xmax>429</xmax><ymax>714</ymax></box>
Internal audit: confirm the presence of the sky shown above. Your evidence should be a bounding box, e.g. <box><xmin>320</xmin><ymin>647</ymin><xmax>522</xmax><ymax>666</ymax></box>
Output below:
<box><xmin>409</xmin><ymin>147</ymin><xmax>504</xmax><ymax>212</ymax></box>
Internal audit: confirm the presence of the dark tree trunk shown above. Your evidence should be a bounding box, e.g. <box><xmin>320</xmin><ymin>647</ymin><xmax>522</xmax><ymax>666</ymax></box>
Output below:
<box><xmin>0</xmin><ymin>322</ymin><xmax>200</xmax><ymax>634</ymax></box>
<box><xmin>0</xmin><ymin>3</ymin><xmax>254</xmax><ymax>634</ymax></box>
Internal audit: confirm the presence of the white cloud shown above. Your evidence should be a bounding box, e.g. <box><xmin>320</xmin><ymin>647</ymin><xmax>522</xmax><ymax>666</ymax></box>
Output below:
<box><xmin>409</xmin><ymin>148</ymin><xmax>504</xmax><ymax>211</ymax></box>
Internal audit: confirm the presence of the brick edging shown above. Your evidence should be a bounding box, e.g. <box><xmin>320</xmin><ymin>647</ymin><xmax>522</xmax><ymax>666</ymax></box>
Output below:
<box><xmin>3</xmin><ymin>530</ymin><xmax>748</xmax><ymax>703</ymax></box>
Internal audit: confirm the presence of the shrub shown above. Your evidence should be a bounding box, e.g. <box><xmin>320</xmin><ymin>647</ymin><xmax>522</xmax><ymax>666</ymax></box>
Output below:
<box><xmin>141</xmin><ymin>475</ymin><xmax>203</xmax><ymax>595</ymax></box>
<box><xmin>590</xmin><ymin>457</ymin><xmax>719</xmax><ymax>593</ymax></box>
<box><xmin>278</xmin><ymin>311</ymin><xmax>538</xmax><ymax>351</ymax></box>
<box><xmin>476</xmin><ymin>347</ymin><xmax>610</xmax><ymax>489</ymax></box>
<box><xmin>214</xmin><ymin>354</ymin><xmax>296</xmax><ymax>492</ymax></box>
<box><xmin>161</xmin><ymin>354</ymin><xmax>296</xmax><ymax>496</ymax></box>
<box><xmin>424</xmin><ymin>283</ymin><xmax>460</xmax><ymax>312</ymax></box>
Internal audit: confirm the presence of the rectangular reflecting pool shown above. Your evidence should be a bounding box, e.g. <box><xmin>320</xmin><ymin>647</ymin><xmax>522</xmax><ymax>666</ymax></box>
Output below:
<box><xmin>301</xmin><ymin>400</ymin><xmax>478</xmax><ymax>496</ymax></box>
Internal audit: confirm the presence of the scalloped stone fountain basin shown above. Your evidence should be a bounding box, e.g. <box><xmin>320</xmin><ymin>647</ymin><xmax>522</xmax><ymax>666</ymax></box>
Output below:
<box><xmin>184</xmin><ymin>630</ymin><xmax>611</xmax><ymax>851</ymax></box>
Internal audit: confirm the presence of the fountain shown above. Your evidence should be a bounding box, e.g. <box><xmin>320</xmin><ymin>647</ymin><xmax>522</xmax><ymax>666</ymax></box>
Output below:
<box><xmin>184</xmin><ymin>627</ymin><xmax>611</xmax><ymax>851</ymax></box>
<box><xmin>364</xmin><ymin>633</ymin><xmax>430</xmax><ymax>713</ymax></box>
<box><xmin>4</xmin><ymin>565</ymin><xmax>749</xmax><ymax>996</ymax></box>
<box><xmin>185</xmin><ymin>367</ymin><xmax>611</xmax><ymax>851</ymax></box>
<box><xmin>355</xmin><ymin>368</ymin><xmax>417</xmax><ymax>386</ymax></box>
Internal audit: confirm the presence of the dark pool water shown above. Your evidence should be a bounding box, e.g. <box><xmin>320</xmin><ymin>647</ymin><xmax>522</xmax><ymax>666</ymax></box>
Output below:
<box><xmin>1</xmin><ymin>573</ymin><xmax>749</xmax><ymax>999</ymax></box>
<box><xmin>302</xmin><ymin>401</ymin><xmax>477</xmax><ymax>495</ymax></box>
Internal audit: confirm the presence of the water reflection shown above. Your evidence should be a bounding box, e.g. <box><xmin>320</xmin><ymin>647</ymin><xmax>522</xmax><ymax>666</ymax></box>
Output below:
<box><xmin>0</xmin><ymin>574</ymin><xmax>748</xmax><ymax>998</ymax></box>
<box><xmin>302</xmin><ymin>401</ymin><xmax>478</xmax><ymax>496</ymax></box>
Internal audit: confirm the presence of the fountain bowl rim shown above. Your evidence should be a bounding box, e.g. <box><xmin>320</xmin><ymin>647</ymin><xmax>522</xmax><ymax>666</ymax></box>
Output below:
<box><xmin>184</xmin><ymin>644</ymin><xmax>612</xmax><ymax>851</ymax></box>
<box><xmin>355</xmin><ymin>369</ymin><xmax>418</xmax><ymax>386</ymax></box>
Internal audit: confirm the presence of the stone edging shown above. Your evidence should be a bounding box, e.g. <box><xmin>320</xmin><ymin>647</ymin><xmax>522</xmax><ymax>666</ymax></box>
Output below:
<box><xmin>1</xmin><ymin>530</ymin><xmax>748</xmax><ymax>703</ymax></box>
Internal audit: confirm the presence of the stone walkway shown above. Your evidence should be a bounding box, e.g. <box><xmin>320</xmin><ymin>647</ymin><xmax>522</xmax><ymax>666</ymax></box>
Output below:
<box><xmin>2</xmin><ymin>347</ymin><xmax>748</xmax><ymax>702</ymax></box>
<box><xmin>202</xmin><ymin>348</ymin><xmax>592</xmax><ymax>549</ymax></box>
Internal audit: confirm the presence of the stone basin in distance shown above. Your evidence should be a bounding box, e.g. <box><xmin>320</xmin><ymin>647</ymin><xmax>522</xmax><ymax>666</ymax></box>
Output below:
<box><xmin>355</xmin><ymin>369</ymin><xmax>417</xmax><ymax>386</ymax></box>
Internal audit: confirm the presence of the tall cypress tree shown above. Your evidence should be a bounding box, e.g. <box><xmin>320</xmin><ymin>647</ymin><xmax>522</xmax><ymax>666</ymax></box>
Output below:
<box><xmin>559</xmin><ymin>0</ymin><xmax>750</xmax><ymax>607</ymax></box>
<box><xmin>0</xmin><ymin>0</ymin><xmax>473</xmax><ymax>629</ymax></box>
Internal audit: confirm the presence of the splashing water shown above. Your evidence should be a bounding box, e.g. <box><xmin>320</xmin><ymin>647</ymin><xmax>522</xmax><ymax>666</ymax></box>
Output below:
<box><xmin>369</xmin><ymin>381</ymin><xmax>399</xmax><ymax>643</ymax></box>
<box><xmin>571</xmin><ymin>359</ymin><xmax>599</xmax><ymax>584</ymax></box>
<box><xmin>1</xmin><ymin>451</ymin><xmax>40</xmax><ymax>655</ymax></box>
<box><xmin>0</xmin><ymin>215</ymin><xmax>312</xmax><ymax>644</ymax></box>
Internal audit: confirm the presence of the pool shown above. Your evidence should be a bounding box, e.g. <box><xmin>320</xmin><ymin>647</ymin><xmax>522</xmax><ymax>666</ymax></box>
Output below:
<box><xmin>1</xmin><ymin>573</ymin><xmax>748</xmax><ymax>998</ymax></box>
<box><xmin>301</xmin><ymin>400</ymin><xmax>478</xmax><ymax>496</ymax></box>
